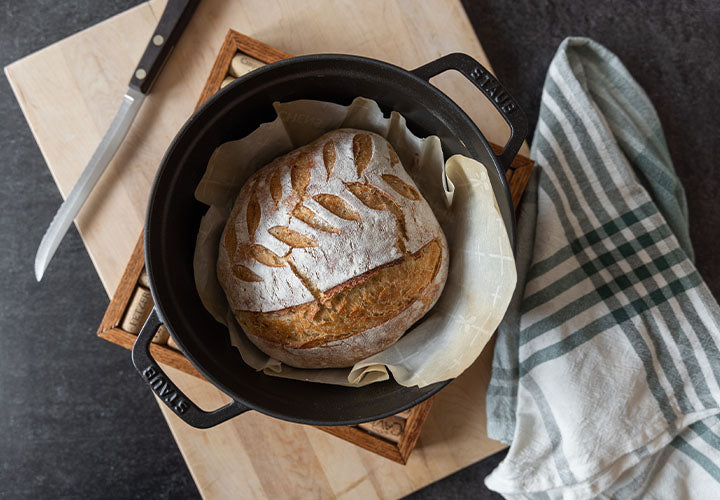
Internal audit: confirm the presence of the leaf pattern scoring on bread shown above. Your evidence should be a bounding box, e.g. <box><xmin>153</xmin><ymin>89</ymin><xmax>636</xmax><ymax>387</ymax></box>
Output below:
<box><xmin>388</xmin><ymin>146</ymin><xmax>400</xmax><ymax>167</ymax></box>
<box><xmin>312</xmin><ymin>194</ymin><xmax>361</xmax><ymax>221</ymax></box>
<box><xmin>249</xmin><ymin>244</ymin><xmax>285</xmax><ymax>267</ymax></box>
<box><xmin>381</xmin><ymin>174</ymin><xmax>421</xmax><ymax>200</ymax></box>
<box><xmin>268</xmin><ymin>226</ymin><xmax>317</xmax><ymax>248</ymax></box>
<box><xmin>231</xmin><ymin>263</ymin><xmax>263</xmax><ymax>282</ymax></box>
<box><xmin>352</xmin><ymin>134</ymin><xmax>373</xmax><ymax>178</ymax></box>
<box><xmin>291</xmin><ymin>159</ymin><xmax>312</xmax><ymax>197</ymax></box>
<box><xmin>225</xmin><ymin>130</ymin><xmax>432</xmax><ymax>302</ymax></box>
<box><xmin>322</xmin><ymin>141</ymin><xmax>336</xmax><ymax>181</ymax></box>
<box><xmin>246</xmin><ymin>191</ymin><xmax>260</xmax><ymax>240</ymax></box>
<box><xmin>344</xmin><ymin>181</ymin><xmax>407</xmax><ymax>240</ymax></box>
<box><xmin>269</xmin><ymin>168</ymin><xmax>283</xmax><ymax>208</ymax></box>
<box><xmin>292</xmin><ymin>205</ymin><xmax>340</xmax><ymax>234</ymax></box>
<box><xmin>224</xmin><ymin>224</ymin><xmax>238</xmax><ymax>261</ymax></box>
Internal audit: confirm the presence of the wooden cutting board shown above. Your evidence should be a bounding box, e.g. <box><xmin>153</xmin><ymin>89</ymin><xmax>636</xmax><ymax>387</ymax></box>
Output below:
<box><xmin>5</xmin><ymin>1</ymin><xmax>529</xmax><ymax>498</ymax></box>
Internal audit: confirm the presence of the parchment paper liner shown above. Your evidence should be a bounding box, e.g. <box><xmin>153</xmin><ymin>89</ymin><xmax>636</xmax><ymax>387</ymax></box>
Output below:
<box><xmin>194</xmin><ymin>97</ymin><xmax>516</xmax><ymax>388</ymax></box>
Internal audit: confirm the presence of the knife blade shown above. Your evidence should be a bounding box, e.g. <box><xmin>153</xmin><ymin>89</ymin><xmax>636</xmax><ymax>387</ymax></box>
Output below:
<box><xmin>35</xmin><ymin>0</ymin><xmax>200</xmax><ymax>281</ymax></box>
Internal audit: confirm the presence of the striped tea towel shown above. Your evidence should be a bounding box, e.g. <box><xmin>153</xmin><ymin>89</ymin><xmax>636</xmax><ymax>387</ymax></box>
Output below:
<box><xmin>484</xmin><ymin>37</ymin><xmax>720</xmax><ymax>499</ymax></box>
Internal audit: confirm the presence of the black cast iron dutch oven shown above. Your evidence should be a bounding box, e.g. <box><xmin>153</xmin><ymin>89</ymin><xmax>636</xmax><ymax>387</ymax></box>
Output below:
<box><xmin>132</xmin><ymin>53</ymin><xmax>527</xmax><ymax>428</ymax></box>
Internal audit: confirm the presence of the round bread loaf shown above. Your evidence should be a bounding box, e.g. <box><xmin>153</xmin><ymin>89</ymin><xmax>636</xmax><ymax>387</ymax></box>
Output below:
<box><xmin>217</xmin><ymin>128</ymin><xmax>449</xmax><ymax>368</ymax></box>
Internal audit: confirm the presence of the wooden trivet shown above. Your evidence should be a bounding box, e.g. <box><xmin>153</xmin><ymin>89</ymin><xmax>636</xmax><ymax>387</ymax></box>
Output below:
<box><xmin>98</xmin><ymin>29</ymin><xmax>534</xmax><ymax>465</ymax></box>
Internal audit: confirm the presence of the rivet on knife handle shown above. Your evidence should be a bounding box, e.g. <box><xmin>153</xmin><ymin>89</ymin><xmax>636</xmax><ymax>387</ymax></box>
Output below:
<box><xmin>129</xmin><ymin>0</ymin><xmax>201</xmax><ymax>94</ymax></box>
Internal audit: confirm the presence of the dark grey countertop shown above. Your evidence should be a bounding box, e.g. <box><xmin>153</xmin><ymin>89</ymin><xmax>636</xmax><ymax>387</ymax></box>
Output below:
<box><xmin>1</xmin><ymin>1</ymin><xmax>718</xmax><ymax>498</ymax></box>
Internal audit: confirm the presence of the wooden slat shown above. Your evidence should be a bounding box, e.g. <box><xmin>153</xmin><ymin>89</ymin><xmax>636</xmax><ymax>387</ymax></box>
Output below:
<box><xmin>98</xmin><ymin>233</ymin><xmax>145</xmax><ymax>334</ymax></box>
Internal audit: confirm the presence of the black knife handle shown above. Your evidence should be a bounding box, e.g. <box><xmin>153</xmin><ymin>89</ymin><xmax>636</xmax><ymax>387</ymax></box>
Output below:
<box><xmin>129</xmin><ymin>0</ymin><xmax>201</xmax><ymax>94</ymax></box>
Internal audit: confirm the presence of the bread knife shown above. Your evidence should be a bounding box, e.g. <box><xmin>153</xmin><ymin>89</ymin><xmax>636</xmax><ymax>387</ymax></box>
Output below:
<box><xmin>34</xmin><ymin>0</ymin><xmax>200</xmax><ymax>281</ymax></box>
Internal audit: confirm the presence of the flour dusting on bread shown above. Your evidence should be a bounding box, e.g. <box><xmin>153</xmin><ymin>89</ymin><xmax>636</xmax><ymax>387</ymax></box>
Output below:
<box><xmin>217</xmin><ymin>128</ymin><xmax>449</xmax><ymax>368</ymax></box>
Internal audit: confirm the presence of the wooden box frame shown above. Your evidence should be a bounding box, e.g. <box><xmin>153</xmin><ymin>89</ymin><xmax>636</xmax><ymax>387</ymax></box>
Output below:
<box><xmin>98</xmin><ymin>30</ymin><xmax>534</xmax><ymax>464</ymax></box>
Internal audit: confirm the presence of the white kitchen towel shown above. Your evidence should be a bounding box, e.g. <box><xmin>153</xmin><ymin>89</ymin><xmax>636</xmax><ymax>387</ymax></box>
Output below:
<box><xmin>485</xmin><ymin>37</ymin><xmax>720</xmax><ymax>499</ymax></box>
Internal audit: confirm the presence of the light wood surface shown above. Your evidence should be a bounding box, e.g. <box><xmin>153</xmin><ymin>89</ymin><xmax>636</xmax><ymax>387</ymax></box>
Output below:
<box><xmin>5</xmin><ymin>1</ymin><xmax>530</xmax><ymax>497</ymax></box>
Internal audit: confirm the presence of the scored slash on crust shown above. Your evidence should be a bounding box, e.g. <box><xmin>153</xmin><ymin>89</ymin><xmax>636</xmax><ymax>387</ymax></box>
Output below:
<box><xmin>268</xmin><ymin>226</ymin><xmax>317</xmax><ymax>248</ymax></box>
<box><xmin>381</xmin><ymin>174</ymin><xmax>421</xmax><ymax>200</ymax></box>
<box><xmin>269</xmin><ymin>168</ymin><xmax>283</xmax><ymax>208</ymax></box>
<box><xmin>353</xmin><ymin>134</ymin><xmax>372</xmax><ymax>178</ymax></box>
<box><xmin>388</xmin><ymin>145</ymin><xmax>400</xmax><ymax>167</ymax></box>
<box><xmin>248</xmin><ymin>244</ymin><xmax>285</xmax><ymax>267</ymax></box>
<box><xmin>290</xmin><ymin>155</ymin><xmax>312</xmax><ymax>196</ymax></box>
<box><xmin>323</xmin><ymin>140</ymin><xmax>336</xmax><ymax>181</ymax></box>
<box><xmin>246</xmin><ymin>191</ymin><xmax>261</xmax><ymax>240</ymax></box>
<box><xmin>312</xmin><ymin>194</ymin><xmax>361</xmax><ymax>221</ymax></box>
<box><xmin>231</xmin><ymin>263</ymin><xmax>262</xmax><ymax>282</ymax></box>
<box><xmin>344</xmin><ymin>181</ymin><xmax>408</xmax><ymax>244</ymax></box>
<box><xmin>292</xmin><ymin>205</ymin><xmax>340</xmax><ymax>234</ymax></box>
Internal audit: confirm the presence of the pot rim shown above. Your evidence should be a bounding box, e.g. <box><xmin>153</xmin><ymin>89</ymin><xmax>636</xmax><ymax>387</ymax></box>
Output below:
<box><xmin>140</xmin><ymin>52</ymin><xmax>524</xmax><ymax>427</ymax></box>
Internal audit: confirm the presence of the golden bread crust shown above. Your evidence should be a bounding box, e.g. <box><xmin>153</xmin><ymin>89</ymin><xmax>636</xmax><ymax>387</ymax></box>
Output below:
<box><xmin>217</xmin><ymin>129</ymin><xmax>449</xmax><ymax>368</ymax></box>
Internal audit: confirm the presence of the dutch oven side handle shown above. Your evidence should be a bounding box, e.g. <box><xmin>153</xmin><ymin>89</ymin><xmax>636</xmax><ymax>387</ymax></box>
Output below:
<box><xmin>131</xmin><ymin>308</ymin><xmax>250</xmax><ymax>429</ymax></box>
<box><xmin>411</xmin><ymin>53</ymin><xmax>528</xmax><ymax>173</ymax></box>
